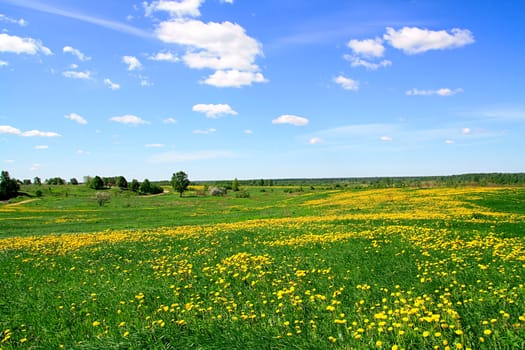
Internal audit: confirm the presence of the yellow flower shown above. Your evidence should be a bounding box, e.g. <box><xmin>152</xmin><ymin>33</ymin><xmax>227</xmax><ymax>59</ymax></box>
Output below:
<box><xmin>483</xmin><ymin>329</ymin><xmax>492</xmax><ymax>336</ymax></box>
<box><xmin>92</xmin><ymin>321</ymin><xmax>101</xmax><ymax>327</ymax></box>
<box><xmin>376</xmin><ymin>340</ymin><xmax>383</xmax><ymax>347</ymax></box>
<box><xmin>392</xmin><ymin>345</ymin><xmax>399</xmax><ymax>350</ymax></box>
<box><xmin>328</xmin><ymin>336</ymin><xmax>337</xmax><ymax>343</ymax></box>
<box><xmin>123</xmin><ymin>331</ymin><xmax>129</xmax><ymax>337</ymax></box>
<box><xmin>423</xmin><ymin>331</ymin><xmax>430</xmax><ymax>337</ymax></box>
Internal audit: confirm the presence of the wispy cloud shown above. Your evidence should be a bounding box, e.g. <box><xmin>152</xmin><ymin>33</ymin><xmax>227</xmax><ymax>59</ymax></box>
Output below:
<box><xmin>63</xmin><ymin>70</ymin><xmax>92</xmax><ymax>80</ymax></box>
<box><xmin>104</xmin><ymin>78</ymin><xmax>120</xmax><ymax>90</ymax></box>
<box><xmin>193</xmin><ymin>128</ymin><xmax>216</xmax><ymax>134</ymax></box>
<box><xmin>5</xmin><ymin>0</ymin><xmax>152</xmax><ymax>39</ymax></box>
<box><xmin>110</xmin><ymin>115</ymin><xmax>149</xmax><ymax>125</ymax></box>
<box><xmin>65</xmin><ymin>112</ymin><xmax>88</xmax><ymax>125</ymax></box>
<box><xmin>192</xmin><ymin>104</ymin><xmax>238</xmax><ymax>118</ymax></box>
<box><xmin>63</xmin><ymin>46</ymin><xmax>90</xmax><ymax>61</ymax></box>
<box><xmin>406</xmin><ymin>88</ymin><xmax>463</xmax><ymax>96</ymax></box>
<box><xmin>272</xmin><ymin>115</ymin><xmax>309</xmax><ymax>126</ymax></box>
<box><xmin>145</xmin><ymin>143</ymin><xmax>164</xmax><ymax>148</ymax></box>
<box><xmin>333</xmin><ymin>75</ymin><xmax>359</xmax><ymax>91</ymax></box>
<box><xmin>0</xmin><ymin>13</ymin><xmax>28</xmax><ymax>26</ymax></box>
<box><xmin>149</xmin><ymin>150</ymin><xmax>238</xmax><ymax>163</ymax></box>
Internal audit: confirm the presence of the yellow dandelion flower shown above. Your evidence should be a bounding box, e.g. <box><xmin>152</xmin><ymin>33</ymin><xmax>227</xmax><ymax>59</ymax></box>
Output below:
<box><xmin>328</xmin><ymin>336</ymin><xmax>337</xmax><ymax>343</ymax></box>
<box><xmin>423</xmin><ymin>331</ymin><xmax>430</xmax><ymax>337</ymax></box>
<box><xmin>92</xmin><ymin>321</ymin><xmax>101</xmax><ymax>327</ymax></box>
<box><xmin>483</xmin><ymin>329</ymin><xmax>492</xmax><ymax>335</ymax></box>
<box><xmin>376</xmin><ymin>340</ymin><xmax>383</xmax><ymax>347</ymax></box>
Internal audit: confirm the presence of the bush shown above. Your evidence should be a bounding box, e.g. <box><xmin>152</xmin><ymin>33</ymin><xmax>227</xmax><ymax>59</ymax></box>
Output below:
<box><xmin>95</xmin><ymin>192</ymin><xmax>111</xmax><ymax>207</ymax></box>
<box><xmin>209</xmin><ymin>187</ymin><xmax>227</xmax><ymax>196</ymax></box>
<box><xmin>235</xmin><ymin>190</ymin><xmax>250</xmax><ymax>198</ymax></box>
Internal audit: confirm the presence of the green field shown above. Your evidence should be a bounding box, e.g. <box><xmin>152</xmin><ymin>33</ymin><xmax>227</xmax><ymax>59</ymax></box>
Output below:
<box><xmin>1</xmin><ymin>186</ymin><xmax>525</xmax><ymax>349</ymax></box>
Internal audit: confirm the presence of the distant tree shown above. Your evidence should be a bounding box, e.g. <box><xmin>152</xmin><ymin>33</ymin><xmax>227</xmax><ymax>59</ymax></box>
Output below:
<box><xmin>232</xmin><ymin>178</ymin><xmax>240</xmax><ymax>192</ymax></box>
<box><xmin>259</xmin><ymin>179</ymin><xmax>265</xmax><ymax>186</ymax></box>
<box><xmin>70</xmin><ymin>178</ymin><xmax>79</xmax><ymax>185</ymax></box>
<box><xmin>23</xmin><ymin>179</ymin><xmax>32</xmax><ymax>185</ymax></box>
<box><xmin>129</xmin><ymin>179</ymin><xmax>140</xmax><ymax>193</ymax></box>
<box><xmin>0</xmin><ymin>171</ymin><xmax>20</xmax><ymax>200</ymax></box>
<box><xmin>116</xmin><ymin>176</ymin><xmax>128</xmax><ymax>189</ymax></box>
<box><xmin>46</xmin><ymin>177</ymin><xmax>66</xmax><ymax>185</ymax></box>
<box><xmin>33</xmin><ymin>176</ymin><xmax>42</xmax><ymax>185</ymax></box>
<box><xmin>140</xmin><ymin>179</ymin><xmax>152</xmax><ymax>194</ymax></box>
<box><xmin>171</xmin><ymin>171</ymin><xmax>190</xmax><ymax>197</ymax></box>
<box><xmin>89</xmin><ymin>176</ymin><xmax>104</xmax><ymax>190</ymax></box>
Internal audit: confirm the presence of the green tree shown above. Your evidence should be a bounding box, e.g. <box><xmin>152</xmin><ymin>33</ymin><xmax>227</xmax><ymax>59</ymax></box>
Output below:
<box><xmin>116</xmin><ymin>176</ymin><xmax>128</xmax><ymax>189</ymax></box>
<box><xmin>171</xmin><ymin>171</ymin><xmax>190</xmax><ymax>197</ymax></box>
<box><xmin>129</xmin><ymin>179</ymin><xmax>140</xmax><ymax>193</ymax></box>
<box><xmin>89</xmin><ymin>176</ymin><xmax>104</xmax><ymax>190</ymax></box>
<box><xmin>140</xmin><ymin>179</ymin><xmax>152</xmax><ymax>194</ymax></box>
<box><xmin>232</xmin><ymin>178</ymin><xmax>240</xmax><ymax>192</ymax></box>
<box><xmin>33</xmin><ymin>176</ymin><xmax>41</xmax><ymax>185</ymax></box>
<box><xmin>0</xmin><ymin>171</ymin><xmax>20</xmax><ymax>200</ymax></box>
<box><xmin>69</xmin><ymin>178</ymin><xmax>79</xmax><ymax>185</ymax></box>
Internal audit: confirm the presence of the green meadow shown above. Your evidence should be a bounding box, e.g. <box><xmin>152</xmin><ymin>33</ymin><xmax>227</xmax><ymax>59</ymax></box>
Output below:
<box><xmin>1</xmin><ymin>185</ymin><xmax>525</xmax><ymax>349</ymax></box>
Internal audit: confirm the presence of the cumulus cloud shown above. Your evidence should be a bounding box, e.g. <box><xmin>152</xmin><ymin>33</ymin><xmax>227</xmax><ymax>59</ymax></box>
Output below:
<box><xmin>65</xmin><ymin>112</ymin><xmax>88</xmax><ymax>125</ymax></box>
<box><xmin>0</xmin><ymin>125</ymin><xmax>60</xmax><ymax>137</ymax></box>
<box><xmin>144</xmin><ymin>0</ymin><xmax>204</xmax><ymax>18</ymax></box>
<box><xmin>383</xmin><ymin>27</ymin><xmax>474</xmax><ymax>54</ymax></box>
<box><xmin>406</xmin><ymin>88</ymin><xmax>463</xmax><ymax>96</ymax></box>
<box><xmin>122</xmin><ymin>55</ymin><xmax>142</xmax><ymax>71</ymax></box>
<box><xmin>148</xmin><ymin>51</ymin><xmax>179</xmax><ymax>62</ymax></box>
<box><xmin>309</xmin><ymin>137</ymin><xmax>323</xmax><ymax>145</ymax></box>
<box><xmin>333</xmin><ymin>75</ymin><xmax>359</xmax><ymax>91</ymax></box>
<box><xmin>272</xmin><ymin>115</ymin><xmax>309</xmax><ymax>126</ymax></box>
<box><xmin>104</xmin><ymin>78</ymin><xmax>120</xmax><ymax>90</ymax></box>
<box><xmin>461</xmin><ymin>127</ymin><xmax>471</xmax><ymax>135</ymax></box>
<box><xmin>62</xmin><ymin>70</ymin><xmax>92</xmax><ymax>79</ymax></box>
<box><xmin>0</xmin><ymin>33</ymin><xmax>52</xmax><ymax>55</ymax></box>
<box><xmin>63</xmin><ymin>46</ymin><xmax>90</xmax><ymax>61</ymax></box>
<box><xmin>192</xmin><ymin>103</ymin><xmax>238</xmax><ymax>118</ymax></box>
<box><xmin>110</xmin><ymin>115</ymin><xmax>149</xmax><ymax>125</ymax></box>
<box><xmin>155</xmin><ymin>19</ymin><xmax>266</xmax><ymax>87</ymax></box>
<box><xmin>347</xmin><ymin>38</ymin><xmax>385</xmax><ymax>57</ymax></box>
<box><xmin>0</xmin><ymin>60</ymin><xmax>8</xmax><ymax>67</ymax></box>
<box><xmin>163</xmin><ymin>117</ymin><xmax>177</xmax><ymax>124</ymax></box>
<box><xmin>202</xmin><ymin>70</ymin><xmax>266</xmax><ymax>87</ymax></box>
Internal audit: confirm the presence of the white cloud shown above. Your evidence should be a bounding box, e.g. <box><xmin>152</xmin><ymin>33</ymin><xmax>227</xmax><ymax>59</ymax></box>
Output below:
<box><xmin>148</xmin><ymin>51</ymin><xmax>179</xmax><ymax>62</ymax></box>
<box><xmin>163</xmin><ymin>117</ymin><xmax>177</xmax><ymax>124</ymax></box>
<box><xmin>383</xmin><ymin>27</ymin><xmax>474</xmax><ymax>54</ymax></box>
<box><xmin>149</xmin><ymin>150</ymin><xmax>237</xmax><ymax>163</ymax></box>
<box><xmin>65</xmin><ymin>112</ymin><xmax>88</xmax><ymax>125</ymax></box>
<box><xmin>244</xmin><ymin>129</ymin><xmax>253</xmax><ymax>134</ymax></box>
<box><xmin>62</xmin><ymin>70</ymin><xmax>92</xmax><ymax>79</ymax></box>
<box><xmin>0</xmin><ymin>33</ymin><xmax>52</xmax><ymax>55</ymax></box>
<box><xmin>406</xmin><ymin>88</ymin><xmax>463</xmax><ymax>96</ymax></box>
<box><xmin>461</xmin><ymin>127</ymin><xmax>471</xmax><ymax>135</ymax></box>
<box><xmin>140</xmin><ymin>76</ymin><xmax>153</xmax><ymax>86</ymax></box>
<box><xmin>445</xmin><ymin>139</ymin><xmax>455</xmax><ymax>144</ymax></box>
<box><xmin>309</xmin><ymin>137</ymin><xmax>323</xmax><ymax>145</ymax></box>
<box><xmin>122</xmin><ymin>55</ymin><xmax>142</xmax><ymax>71</ymax></box>
<box><xmin>155</xmin><ymin>19</ymin><xmax>265</xmax><ymax>87</ymax></box>
<box><xmin>63</xmin><ymin>45</ymin><xmax>90</xmax><ymax>61</ymax></box>
<box><xmin>144</xmin><ymin>0</ymin><xmax>204</xmax><ymax>18</ymax></box>
<box><xmin>192</xmin><ymin>103</ymin><xmax>238</xmax><ymax>118</ymax></box>
<box><xmin>333</xmin><ymin>75</ymin><xmax>359</xmax><ymax>91</ymax></box>
<box><xmin>193</xmin><ymin>128</ymin><xmax>216</xmax><ymax>134</ymax></box>
<box><xmin>344</xmin><ymin>55</ymin><xmax>392</xmax><ymax>70</ymax></box>
<box><xmin>202</xmin><ymin>69</ymin><xmax>267</xmax><ymax>87</ymax></box>
<box><xmin>145</xmin><ymin>143</ymin><xmax>165</xmax><ymax>148</ymax></box>
<box><xmin>380</xmin><ymin>136</ymin><xmax>393</xmax><ymax>141</ymax></box>
<box><xmin>0</xmin><ymin>14</ymin><xmax>28</xmax><ymax>26</ymax></box>
<box><xmin>272</xmin><ymin>115</ymin><xmax>309</xmax><ymax>126</ymax></box>
<box><xmin>30</xmin><ymin>163</ymin><xmax>41</xmax><ymax>171</ymax></box>
<box><xmin>35</xmin><ymin>145</ymin><xmax>48</xmax><ymax>149</ymax></box>
<box><xmin>347</xmin><ymin>38</ymin><xmax>385</xmax><ymax>57</ymax></box>
<box><xmin>77</xmin><ymin>149</ymin><xmax>91</xmax><ymax>155</ymax></box>
<box><xmin>0</xmin><ymin>125</ymin><xmax>60</xmax><ymax>137</ymax></box>
<box><xmin>110</xmin><ymin>115</ymin><xmax>149</xmax><ymax>125</ymax></box>
<box><xmin>104</xmin><ymin>78</ymin><xmax>120</xmax><ymax>90</ymax></box>
<box><xmin>0</xmin><ymin>60</ymin><xmax>8</xmax><ymax>67</ymax></box>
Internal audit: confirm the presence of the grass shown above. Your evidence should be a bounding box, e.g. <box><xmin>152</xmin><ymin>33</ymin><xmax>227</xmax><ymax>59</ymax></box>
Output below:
<box><xmin>1</xmin><ymin>185</ymin><xmax>525</xmax><ymax>349</ymax></box>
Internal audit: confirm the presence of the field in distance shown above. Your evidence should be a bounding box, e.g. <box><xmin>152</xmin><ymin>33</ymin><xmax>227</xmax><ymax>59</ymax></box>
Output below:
<box><xmin>1</xmin><ymin>185</ymin><xmax>525</xmax><ymax>349</ymax></box>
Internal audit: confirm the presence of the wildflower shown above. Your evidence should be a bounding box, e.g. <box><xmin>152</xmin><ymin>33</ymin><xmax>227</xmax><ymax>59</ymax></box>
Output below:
<box><xmin>483</xmin><ymin>329</ymin><xmax>492</xmax><ymax>335</ymax></box>
<box><xmin>376</xmin><ymin>340</ymin><xmax>383</xmax><ymax>347</ymax></box>
<box><xmin>423</xmin><ymin>331</ymin><xmax>430</xmax><ymax>337</ymax></box>
<box><xmin>328</xmin><ymin>336</ymin><xmax>337</xmax><ymax>343</ymax></box>
<box><xmin>92</xmin><ymin>321</ymin><xmax>101</xmax><ymax>327</ymax></box>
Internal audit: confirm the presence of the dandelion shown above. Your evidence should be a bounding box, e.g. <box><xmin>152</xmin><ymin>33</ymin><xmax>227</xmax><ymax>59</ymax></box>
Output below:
<box><xmin>483</xmin><ymin>329</ymin><xmax>492</xmax><ymax>335</ymax></box>
<box><xmin>376</xmin><ymin>340</ymin><xmax>383</xmax><ymax>347</ymax></box>
<box><xmin>423</xmin><ymin>331</ymin><xmax>430</xmax><ymax>337</ymax></box>
<box><xmin>328</xmin><ymin>336</ymin><xmax>337</xmax><ymax>343</ymax></box>
<box><xmin>92</xmin><ymin>321</ymin><xmax>101</xmax><ymax>327</ymax></box>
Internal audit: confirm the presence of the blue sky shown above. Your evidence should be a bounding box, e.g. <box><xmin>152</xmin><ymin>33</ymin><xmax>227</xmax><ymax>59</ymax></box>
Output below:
<box><xmin>1</xmin><ymin>0</ymin><xmax>524</xmax><ymax>181</ymax></box>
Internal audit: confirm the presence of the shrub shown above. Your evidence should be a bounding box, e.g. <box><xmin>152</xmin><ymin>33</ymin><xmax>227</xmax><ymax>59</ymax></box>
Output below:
<box><xmin>235</xmin><ymin>190</ymin><xmax>250</xmax><ymax>198</ymax></box>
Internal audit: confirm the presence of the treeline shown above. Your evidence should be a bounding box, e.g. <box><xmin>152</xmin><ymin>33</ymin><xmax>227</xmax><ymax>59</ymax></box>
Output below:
<box><xmin>85</xmin><ymin>176</ymin><xmax>163</xmax><ymax>195</ymax></box>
